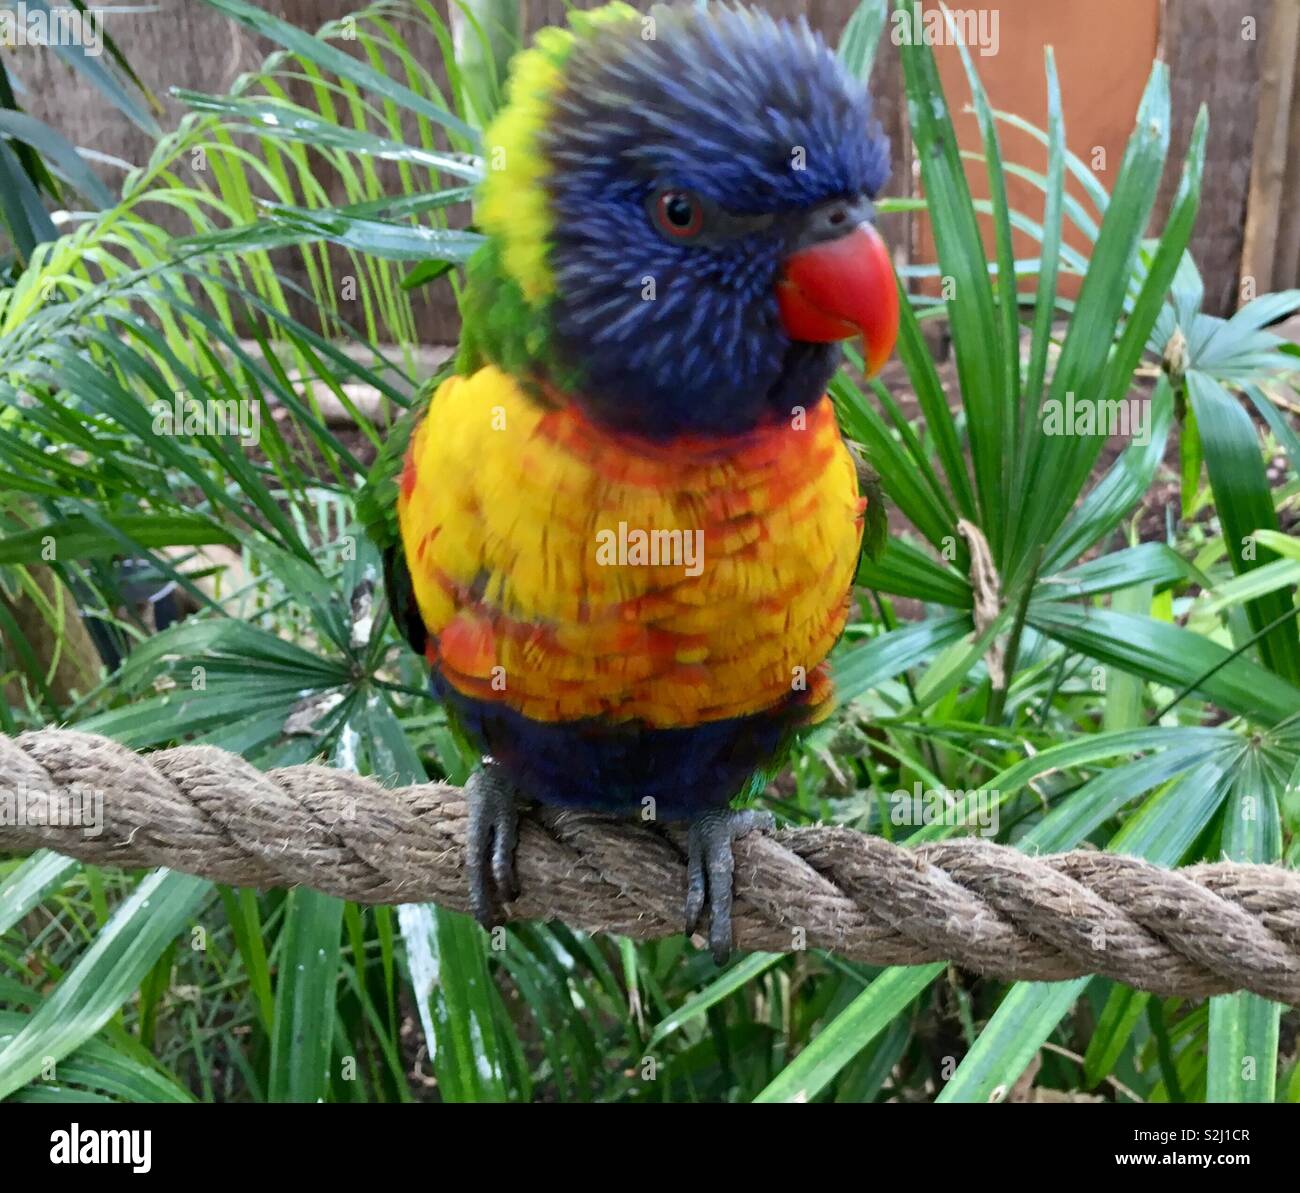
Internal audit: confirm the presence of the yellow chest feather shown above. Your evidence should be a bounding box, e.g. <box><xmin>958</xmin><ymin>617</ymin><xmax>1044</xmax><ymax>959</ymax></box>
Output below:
<box><xmin>397</xmin><ymin>366</ymin><xmax>863</xmax><ymax>727</ymax></box>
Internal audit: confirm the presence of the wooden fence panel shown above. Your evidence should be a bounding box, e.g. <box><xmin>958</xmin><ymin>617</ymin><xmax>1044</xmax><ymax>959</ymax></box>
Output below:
<box><xmin>10</xmin><ymin>0</ymin><xmax>1290</xmax><ymax>344</ymax></box>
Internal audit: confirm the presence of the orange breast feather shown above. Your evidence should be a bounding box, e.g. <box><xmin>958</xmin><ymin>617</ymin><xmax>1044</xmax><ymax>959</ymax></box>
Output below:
<box><xmin>396</xmin><ymin>366</ymin><xmax>863</xmax><ymax>728</ymax></box>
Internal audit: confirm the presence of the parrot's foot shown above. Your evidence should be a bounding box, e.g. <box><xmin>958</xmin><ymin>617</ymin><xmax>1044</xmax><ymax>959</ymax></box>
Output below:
<box><xmin>683</xmin><ymin>808</ymin><xmax>775</xmax><ymax>965</ymax></box>
<box><xmin>465</xmin><ymin>760</ymin><xmax>521</xmax><ymax>929</ymax></box>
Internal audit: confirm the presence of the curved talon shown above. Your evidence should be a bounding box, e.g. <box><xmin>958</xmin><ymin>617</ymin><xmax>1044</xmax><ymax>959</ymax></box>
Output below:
<box><xmin>684</xmin><ymin>842</ymin><xmax>708</xmax><ymax>936</ymax></box>
<box><xmin>491</xmin><ymin>804</ymin><xmax>520</xmax><ymax>902</ymax></box>
<box><xmin>685</xmin><ymin>809</ymin><xmax>775</xmax><ymax>965</ymax></box>
<box><xmin>465</xmin><ymin>762</ymin><xmax>521</xmax><ymax>929</ymax></box>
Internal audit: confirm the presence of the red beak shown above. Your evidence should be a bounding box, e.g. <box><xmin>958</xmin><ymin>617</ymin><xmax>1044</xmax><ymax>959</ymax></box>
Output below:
<box><xmin>776</xmin><ymin>222</ymin><xmax>899</xmax><ymax>377</ymax></box>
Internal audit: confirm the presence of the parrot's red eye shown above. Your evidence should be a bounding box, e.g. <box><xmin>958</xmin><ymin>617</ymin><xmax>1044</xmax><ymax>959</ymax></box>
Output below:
<box><xmin>651</xmin><ymin>189</ymin><xmax>705</xmax><ymax>241</ymax></box>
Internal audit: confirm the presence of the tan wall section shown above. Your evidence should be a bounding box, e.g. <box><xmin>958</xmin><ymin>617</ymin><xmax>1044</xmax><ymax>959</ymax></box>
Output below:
<box><xmin>10</xmin><ymin>0</ymin><xmax>1281</xmax><ymax>337</ymax></box>
<box><xmin>914</xmin><ymin>0</ymin><xmax>1162</xmax><ymax>300</ymax></box>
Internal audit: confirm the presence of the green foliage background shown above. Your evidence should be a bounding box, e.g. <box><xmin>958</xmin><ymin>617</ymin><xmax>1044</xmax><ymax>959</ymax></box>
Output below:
<box><xmin>0</xmin><ymin>0</ymin><xmax>1298</xmax><ymax>1103</ymax></box>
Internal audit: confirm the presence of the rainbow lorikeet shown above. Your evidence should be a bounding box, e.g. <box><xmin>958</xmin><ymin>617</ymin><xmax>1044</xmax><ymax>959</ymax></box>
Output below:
<box><xmin>370</xmin><ymin>2</ymin><xmax>899</xmax><ymax>961</ymax></box>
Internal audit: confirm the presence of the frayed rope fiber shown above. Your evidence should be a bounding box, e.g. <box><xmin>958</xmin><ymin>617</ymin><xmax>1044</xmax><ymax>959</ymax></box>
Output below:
<box><xmin>3</xmin><ymin>729</ymin><xmax>1299</xmax><ymax>1004</ymax></box>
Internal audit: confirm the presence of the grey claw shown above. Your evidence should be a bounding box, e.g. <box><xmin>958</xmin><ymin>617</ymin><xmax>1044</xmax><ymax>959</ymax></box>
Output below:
<box><xmin>492</xmin><ymin>809</ymin><xmax>520</xmax><ymax>902</ymax></box>
<box><xmin>685</xmin><ymin>809</ymin><xmax>775</xmax><ymax>965</ymax></box>
<box><xmin>685</xmin><ymin>843</ymin><xmax>707</xmax><ymax>935</ymax></box>
<box><xmin>465</xmin><ymin>764</ymin><xmax>520</xmax><ymax>929</ymax></box>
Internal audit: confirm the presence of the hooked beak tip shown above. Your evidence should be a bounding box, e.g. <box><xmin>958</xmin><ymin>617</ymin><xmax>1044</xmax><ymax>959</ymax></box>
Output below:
<box><xmin>776</xmin><ymin>222</ymin><xmax>899</xmax><ymax>377</ymax></box>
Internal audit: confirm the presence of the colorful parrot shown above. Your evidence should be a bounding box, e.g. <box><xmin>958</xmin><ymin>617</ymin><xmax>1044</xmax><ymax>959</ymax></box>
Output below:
<box><xmin>370</xmin><ymin>2</ymin><xmax>899</xmax><ymax>961</ymax></box>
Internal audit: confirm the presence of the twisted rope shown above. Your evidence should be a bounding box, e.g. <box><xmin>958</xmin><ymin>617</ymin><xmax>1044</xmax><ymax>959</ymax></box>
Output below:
<box><xmin>2</xmin><ymin>729</ymin><xmax>1298</xmax><ymax>1004</ymax></box>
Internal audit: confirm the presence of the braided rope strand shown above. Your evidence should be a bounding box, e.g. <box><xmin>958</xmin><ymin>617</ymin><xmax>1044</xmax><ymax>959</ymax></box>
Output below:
<box><xmin>2</xmin><ymin>729</ymin><xmax>1298</xmax><ymax>1003</ymax></box>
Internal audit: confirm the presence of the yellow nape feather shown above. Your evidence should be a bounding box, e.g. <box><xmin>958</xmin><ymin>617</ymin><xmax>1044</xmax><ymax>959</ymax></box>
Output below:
<box><xmin>476</xmin><ymin>2</ymin><xmax>640</xmax><ymax>303</ymax></box>
<box><xmin>397</xmin><ymin>366</ymin><xmax>863</xmax><ymax>728</ymax></box>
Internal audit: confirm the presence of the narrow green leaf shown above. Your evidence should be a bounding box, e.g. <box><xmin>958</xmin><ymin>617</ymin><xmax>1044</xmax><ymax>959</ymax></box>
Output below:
<box><xmin>938</xmin><ymin>979</ymin><xmax>1090</xmax><ymax>1102</ymax></box>
<box><xmin>0</xmin><ymin>514</ymin><xmax>238</xmax><ymax>565</ymax></box>
<box><xmin>21</xmin><ymin>0</ymin><xmax>158</xmax><ymax>133</ymax></box>
<box><xmin>856</xmin><ymin>538</ymin><xmax>972</xmax><ymax>607</ymax></box>
<box><xmin>1207</xmin><ymin>756</ymin><xmax>1283</xmax><ymax>1102</ymax></box>
<box><xmin>1245</xmin><ymin>383</ymin><xmax>1300</xmax><ymax>476</ymax></box>
<box><xmin>887</xmin><ymin>281</ymin><xmax>977</xmax><ymax>521</ymax></box>
<box><xmin>1024</xmin><ymin>48</ymin><xmax>1065</xmax><ymax>404</ymax></box>
<box><xmin>1029</xmin><ymin>602</ymin><xmax>1300</xmax><ymax>725</ymax></box>
<box><xmin>1044</xmin><ymin>543</ymin><xmax>1188</xmax><ymax>602</ymax></box>
<box><xmin>0</xmin><ymin>851</ymin><xmax>79</xmax><ymax>936</ymax></box>
<box><xmin>268</xmin><ymin>887</ymin><xmax>344</xmax><ymax>1103</ymax></box>
<box><xmin>0</xmin><ymin>1013</ymin><xmax>193</xmax><ymax>1104</ymax></box>
<box><xmin>1083</xmin><ymin>984</ymin><xmax>1149</xmax><ymax>1091</ymax></box>
<box><xmin>1046</xmin><ymin>378</ymin><xmax>1175</xmax><ymax>572</ymax></box>
<box><xmin>1011</xmin><ymin>63</ymin><xmax>1176</xmax><ymax>579</ymax></box>
<box><xmin>836</xmin><ymin>0</ymin><xmax>888</xmax><ymax>81</ymax></box>
<box><xmin>898</xmin><ymin>9</ymin><xmax>1006</xmax><ymax>553</ymax></box>
<box><xmin>1188</xmin><ymin>371</ymin><xmax>1300</xmax><ymax>685</ymax></box>
<box><xmin>0</xmin><ymin>110</ymin><xmax>114</xmax><ymax>207</ymax></box>
<box><xmin>952</xmin><ymin>12</ymin><xmax>1020</xmax><ymax>515</ymax></box>
<box><xmin>204</xmin><ymin>0</ymin><xmax>476</xmax><ymax>143</ymax></box>
<box><xmin>0</xmin><ymin>140</ymin><xmax>57</xmax><ymax>256</ymax></box>
<box><xmin>1104</xmin><ymin>581</ymin><xmax>1153</xmax><ymax>731</ymax></box>
<box><xmin>753</xmin><ymin>965</ymin><xmax>942</xmax><ymax>1103</ymax></box>
<box><xmin>941</xmin><ymin>756</ymin><xmax>1236</xmax><ymax>1102</ymax></box>
<box><xmin>0</xmin><ymin>870</ymin><xmax>209</xmax><ymax>1100</ymax></box>
<box><xmin>833</xmin><ymin>612</ymin><xmax>973</xmax><ymax>705</ymax></box>
<box><xmin>648</xmin><ymin>953</ymin><xmax>782</xmax><ymax>1049</ymax></box>
<box><xmin>364</xmin><ymin>695</ymin><xmax>517</xmax><ymax>1102</ymax></box>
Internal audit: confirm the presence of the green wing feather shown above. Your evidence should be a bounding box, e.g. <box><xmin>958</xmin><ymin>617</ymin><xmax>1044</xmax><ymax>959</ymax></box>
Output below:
<box><xmin>858</xmin><ymin>465</ymin><xmax>888</xmax><ymax>564</ymax></box>
<box><xmin>358</xmin><ymin>362</ymin><xmax>457</xmax><ymax>658</ymax></box>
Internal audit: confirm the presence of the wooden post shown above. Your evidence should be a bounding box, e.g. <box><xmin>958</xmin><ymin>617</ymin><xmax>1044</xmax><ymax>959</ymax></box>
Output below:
<box><xmin>1240</xmin><ymin>0</ymin><xmax>1300</xmax><ymax>298</ymax></box>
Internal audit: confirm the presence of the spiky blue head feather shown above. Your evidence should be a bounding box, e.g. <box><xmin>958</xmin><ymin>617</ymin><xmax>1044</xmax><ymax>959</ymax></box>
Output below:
<box><xmin>470</xmin><ymin>3</ymin><xmax>892</xmax><ymax>438</ymax></box>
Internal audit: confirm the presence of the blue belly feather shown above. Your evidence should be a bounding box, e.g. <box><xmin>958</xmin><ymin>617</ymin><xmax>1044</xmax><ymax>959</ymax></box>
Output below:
<box><xmin>435</xmin><ymin>673</ymin><xmax>795</xmax><ymax>820</ymax></box>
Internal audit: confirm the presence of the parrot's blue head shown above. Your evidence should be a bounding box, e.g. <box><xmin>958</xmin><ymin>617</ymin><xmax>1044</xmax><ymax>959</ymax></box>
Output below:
<box><xmin>471</xmin><ymin>2</ymin><xmax>898</xmax><ymax>438</ymax></box>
